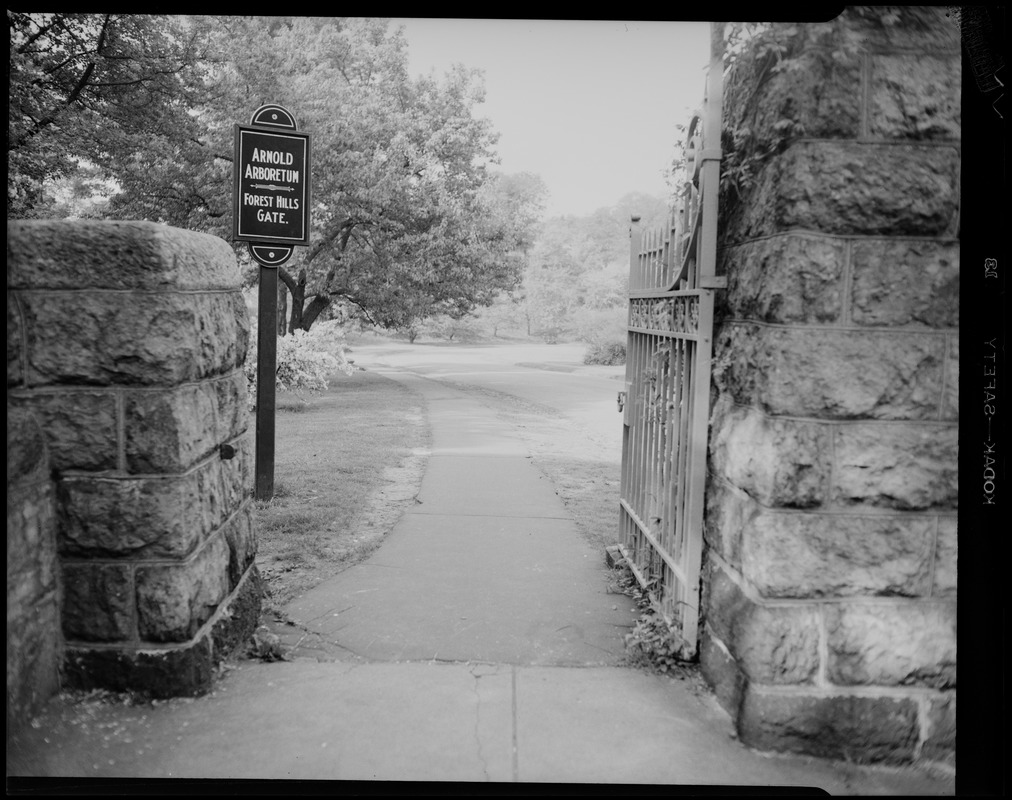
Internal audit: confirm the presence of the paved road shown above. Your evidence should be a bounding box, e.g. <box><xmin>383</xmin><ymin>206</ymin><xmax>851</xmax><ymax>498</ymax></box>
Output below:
<box><xmin>349</xmin><ymin>339</ymin><xmax>626</xmax><ymax>453</ymax></box>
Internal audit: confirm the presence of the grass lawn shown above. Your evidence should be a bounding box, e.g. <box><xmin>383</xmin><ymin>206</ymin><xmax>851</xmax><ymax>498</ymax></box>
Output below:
<box><xmin>253</xmin><ymin>368</ymin><xmax>428</xmax><ymax>613</ymax></box>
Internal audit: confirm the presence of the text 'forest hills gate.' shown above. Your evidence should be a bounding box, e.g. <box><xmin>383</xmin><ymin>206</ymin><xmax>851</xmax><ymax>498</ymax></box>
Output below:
<box><xmin>617</xmin><ymin>35</ymin><xmax>724</xmax><ymax>660</ymax></box>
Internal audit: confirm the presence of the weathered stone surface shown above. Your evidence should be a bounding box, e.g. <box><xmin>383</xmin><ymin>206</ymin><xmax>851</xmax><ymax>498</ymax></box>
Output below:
<box><xmin>714</xmin><ymin>323</ymin><xmax>946</xmax><ymax>420</ymax></box>
<box><xmin>825</xmin><ymin>601</ymin><xmax>956</xmax><ymax>688</ymax></box>
<box><xmin>741</xmin><ymin>510</ymin><xmax>934</xmax><ymax>599</ymax></box>
<box><xmin>7</xmin><ymin>601</ymin><xmax>60</xmax><ymax>705</ymax></box>
<box><xmin>728</xmin><ymin>142</ymin><xmax>959</xmax><ymax>241</ymax></box>
<box><xmin>7</xmin><ymin>293</ymin><xmax>23</xmax><ymax>387</ymax></box>
<box><xmin>851</xmin><ymin>240</ymin><xmax>959</xmax><ymax>327</ymax></box>
<box><xmin>7</xmin><ymin>220</ymin><xmax>240</xmax><ymax>291</ymax></box>
<box><xmin>845</xmin><ymin>6</ymin><xmax>960</xmax><ymax>53</ymax></box>
<box><xmin>6</xmin><ymin>592</ymin><xmax>61</xmax><ymax>734</ymax></box>
<box><xmin>57</xmin><ymin>474</ymin><xmax>203</xmax><ymax>559</ymax></box>
<box><xmin>942</xmin><ymin>335</ymin><xmax>958</xmax><ymax>419</ymax></box>
<box><xmin>222</xmin><ymin>502</ymin><xmax>257</xmax><ymax>590</ymax></box>
<box><xmin>922</xmin><ymin>693</ymin><xmax>956</xmax><ymax>763</ymax></box>
<box><xmin>703</xmin><ymin>478</ymin><xmax>752</xmax><ymax>568</ymax></box>
<box><xmin>7</xmin><ymin>407</ymin><xmax>50</xmax><ymax>484</ymax></box>
<box><xmin>832</xmin><ymin>423</ymin><xmax>958</xmax><ymax>510</ymax></box>
<box><xmin>61</xmin><ymin>563</ymin><xmax>135</xmax><ymax>642</ymax></box>
<box><xmin>135</xmin><ymin>534</ymin><xmax>230</xmax><ymax>643</ymax></box>
<box><xmin>210</xmin><ymin>566</ymin><xmax>262</xmax><ymax>664</ymax></box>
<box><xmin>870</xmin><ymin>55</ymin><xmax>961</xmax><ymax>141</ymax></box>
<box><xmin>125</xmin><ymin>383</ymin><xmax>219</xmax><ymax>473</ymax></box>
<box><xmin>723</xmin><ymin>38</ymin><xmax>862</xmax><ymax>146</ymax></box>
<box><xmin>62</xmin><ymin>636</ymin><xmax>215</xmax><ymax>698</ymax></box>
<box><xmin>737</xmin><ymin>686</ymin><xmax>920</xmax><ymax>763</ymax></box>
<box><xmin>709</xmin><ymin>404</ymin><xmax>830</xmax><ymax>507</ymax></box>
<box><xmin>7</xmin><ymin>478</ymin><xmax>57</xmax><ymax>587</ymax></box>
<box><xmin>933</xmin><ymin>516</ymin><xmax>957</xmax><ymax>597</ymax></box>
<box><xmin>698</xmin><ymin>624</ymin><xmax>746</xmax><ymax>717</ymax></box>
<box><xmin>702</xmin><ymin>561</ymin><xmax>820</xmax><ymax>685</ymax></box>
<box><xmin>213</xmin><ymin>370</ymin><xmax>252</xmax><ymax>441</ymax></box>
<box><xmin>718</xmin><ymin>235</ymin><xmax>846</xmax><ymax>324</ymax></box>
<box><xmin>123</xmin><ymin>371</ymin><xmax>250</xmax><ymax>474</ymax></box>
<box><xmin>20</xmin><ymin>290</ymin><xmax>249</xmax><ymax>387</ymax></box>
<box><xmin>9</xmin><ymin>390</ymin><xmax>118</xmax><ymax>471</ymax></box>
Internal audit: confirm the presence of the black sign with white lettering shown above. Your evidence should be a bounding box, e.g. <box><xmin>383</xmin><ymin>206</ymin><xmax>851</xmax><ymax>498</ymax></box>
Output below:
<box><xmin>233</xmin><ymin>125</ymin><xmax>311</xmax><ymax>245</ymax></box>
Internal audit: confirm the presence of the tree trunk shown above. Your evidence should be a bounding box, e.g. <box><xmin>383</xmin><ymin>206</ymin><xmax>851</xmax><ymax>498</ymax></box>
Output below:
<box><xmin>302</xmin><ymin>294</ymin><xmax>332</xmax><ymax>331</ymax></box>
<box><xmin>277</xmin><ymin>281</ymin><xmax>288</xmax><ymax>335</ymax></box>
<box><xmin>287</xmin><ymin>269</ymin><xmax>308</xmax><ymax>333</ymax></box>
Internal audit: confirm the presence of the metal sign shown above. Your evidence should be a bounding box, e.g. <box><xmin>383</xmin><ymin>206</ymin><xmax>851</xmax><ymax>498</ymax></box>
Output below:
<box><xmin>233</xmin><ymin>104</ymin><xmax>313</xmax><ymax>501</ymax></box>
<box><xmin>233</xmin><ymin>105</ymin><xmax>311</xmax><ymax>267</ymax></box>
<box><xmin>233</xmin><ymin>126</ymin><xmax>310</xmax><ymax>244</ymax></box>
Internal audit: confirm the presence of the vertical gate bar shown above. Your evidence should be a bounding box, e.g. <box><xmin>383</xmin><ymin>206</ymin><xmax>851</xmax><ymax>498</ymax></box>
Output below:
<box><xmin>663</xmin><ymin>334</ymin><xmax>678</xmax><ymax>557</ymax></box>
<box><xmin>698</xmin><ymin>23</ymin><xmax>725</xmax><ymax>286</ymax></box>
<box><xmin>681</xmin><ymin>292</ymin><xmax>715</xmax><ymax>650</ymax></box>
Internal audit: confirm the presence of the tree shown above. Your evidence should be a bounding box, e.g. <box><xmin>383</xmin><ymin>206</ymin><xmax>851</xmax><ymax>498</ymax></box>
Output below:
<box><xmin>8</xmin><ymin>15</ymin><xmax>544</xmax><ymax>333</ymax></box>
<box><xmin>8</xmin><ymin>13</ymin><xmax>211</xmax><ymax>217</ymax></box>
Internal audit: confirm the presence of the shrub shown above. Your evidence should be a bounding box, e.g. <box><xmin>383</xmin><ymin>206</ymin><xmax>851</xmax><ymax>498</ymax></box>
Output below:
<box><xmin>244</xmin><ymin>319</ymin><xmax>355</xmax><ymax>410</ymax></box>
<box><xmin>584</xmin><ymin>341</ymin><xmax>626</xmax><ymax>366</ymax></box>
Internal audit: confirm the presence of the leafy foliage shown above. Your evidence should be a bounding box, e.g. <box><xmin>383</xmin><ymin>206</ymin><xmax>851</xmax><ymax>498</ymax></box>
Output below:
<box><xmin>8</xmin><ymin>14</ymin><xmax>544</xmax><ymax>333</ymax></box>
<box><xmin>583</xmin><ymin>342</ymin><xmax>626</xmax><ymax>366</ymax></box>
<box><xmin>611</xmin><ymin>561</ymin><xmax>691</xmax><ymax>674</ymax></box>
<box><xmin>244</xmin><ymin>318</ymin><xmax>355</xmax><ymax>409</ymax></box>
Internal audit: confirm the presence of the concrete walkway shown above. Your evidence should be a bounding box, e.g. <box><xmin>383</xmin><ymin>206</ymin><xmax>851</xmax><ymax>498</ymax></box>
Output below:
<box><xmin>7</xmin><ymin>370</ymin><xmax>954</xmax><ymax>793</ymax></box>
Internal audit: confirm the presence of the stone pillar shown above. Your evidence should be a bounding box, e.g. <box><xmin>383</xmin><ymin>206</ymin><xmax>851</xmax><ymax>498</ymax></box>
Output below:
<box><xmin>7</xmin><ymin>220</ymin><xmax>261</xmax><ymax>699</ymax></box>
<box><xmin>7</xmin><ymin>409</ymin><xmax>62</xmax><ymax>731</ymax></box>
<box><xmin>702</xmin><ymin>8</ymin><xmax>958</xmax><ymax>765</ymax></box>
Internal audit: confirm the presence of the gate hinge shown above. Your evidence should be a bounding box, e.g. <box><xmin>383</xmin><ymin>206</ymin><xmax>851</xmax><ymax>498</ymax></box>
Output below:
<box><xmin>699</xmin><ymin>275</ymin><xmax>728</xmax><ymax>289</ymax></box>
<box><xmin>617</xmin><ymin>391</ymin><xmax>627</xmax><ymax>412</ymax></box>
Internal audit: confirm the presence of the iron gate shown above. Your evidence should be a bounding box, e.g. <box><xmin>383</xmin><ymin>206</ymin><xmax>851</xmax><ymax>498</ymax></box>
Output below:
<box><xmin>617</xmin><ymin>34</ymin><xmax>724</xmax><ymax>660</ymax></box>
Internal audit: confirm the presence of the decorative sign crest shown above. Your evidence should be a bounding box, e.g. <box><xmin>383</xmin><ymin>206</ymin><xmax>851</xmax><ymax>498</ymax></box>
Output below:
<box><xmin>233</xmin><ymin>104</ymin><xmax>311</xmax><ymax>267</ymax></box>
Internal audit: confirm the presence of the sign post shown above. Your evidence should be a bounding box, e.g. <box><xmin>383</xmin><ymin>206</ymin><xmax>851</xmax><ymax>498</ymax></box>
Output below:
<box><xmin>233</xmin><ymin>104</ymin><xmax>311</xmax><ymax>501</ymax></box>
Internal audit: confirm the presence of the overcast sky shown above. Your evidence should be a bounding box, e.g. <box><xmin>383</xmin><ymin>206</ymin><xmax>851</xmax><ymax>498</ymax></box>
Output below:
<box><xmin>391</xmin><ymin>18</ymin><xmax>713</xmax><ymax>218</ymax></box>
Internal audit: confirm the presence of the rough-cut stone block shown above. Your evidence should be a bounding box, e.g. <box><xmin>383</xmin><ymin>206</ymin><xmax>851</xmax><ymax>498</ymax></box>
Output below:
<box><xmin>870</xmin><ymin>55</ymin><xmax>961</xmax><ymax>141</ymax></box>
<box><xmin>125</xmin><ymin>383</ymin><xmax>219</xmax><ymax>473</ymax></box>
<box><xmin>62</xmin><ymin>637</ymin><xmax>215</xmax><ymax>698</ymax></box>
<box><xmin>713</xmin><ymin>323</ymin><xmax>946</xmax><ymax>420</ymax></box>
<box><xmin>6</xmin><ymin>220</ymin><xmax>241</xmax><ymax>291</ymax></box>
<box><xmin>699</xmin><ymin>624</ymin><xmax>746</xmax><ymax>718</ymax></box>
<box><xmin>20</xmin><ymin>291</ymin><xmax>249</xmax><ymax>387</ymax></box>
<box><xmin>222</xmin><ymin>502</ymin><xmax>257</xmax><ymax>590</ymax></box>
<box><xmin>7</xmin><ymin>293</ymin><xmax>23</xmax><ymax>387</ymax></box>
<box><xmin>729</xmin><ymin>142</ymin><xmax>959</xmax><ymax>241</ymax></box>
<box><xmin>57</xmin><ymin>474</ymin><xmax>203</xmax><ymax>559</ymax></box>
<box><xmin>710</xmin><ymin>404</ymin><xmax>830</xmax><ymax>507</ymax></box>
<box><xmin>7</xmin><ymin>407</ymin><xmax>50</xmax><ymax>485</ymax></box>
<box><xmin>6</xmin><ymin>593</ymin><xmax>61</xmax><ymax>734</ymax></box>
<box><xmin>825</xmin><ymin>601</ymin><xmax>956</xmax><ymax>688</ymax></box>
<box><xmin>9</xmin><ymin>390</ymin><xmax>118</xmax><ymax>471</ymax></box>
<box><xmin>850</xmin><ymin>240</ymin><xmax>959</xmax><ymax>327</ymax></box>
<box><xmin>7</xmin><ymin>482</ymin><xmax>57</xmax><ymax>586</ymax></box>
<box><xmin>737</xmin><ymin>687</ymin><xmax>920</xmax><ymax>763</ymax></box>
<box><xmin>210</xmin><ymin>566</ymin><xmax>262</xmax><ymax>664</ymax></box>
<box><xmin>703</xmin><ymin>478</ymin><xmax>752</xmax><ymax>568</ymax></box>
<box><xmin>213</xmin><ymin>370</ymin><xmax>253</xmax><ymax>441</ymax></box>
<box><xmin>922</xmin><ymin>693</ymin><xmax>956</xmax><ymax>763</ymax></box>
<box><xmin>723</xmin><ymin>40</ymin><xmax>862</xmax><ymax>146</ymax></box>
<box><xmin>841</xmin><ymin>7</ymin><xmax>960</xmax><ymax>52</ymax></box>
<box><xmin>933</xmin><ymin>516</ymin><xmax>957</xmax><ymax>597</ymax></box>
<box><xmin>135</xmin><ymin>535</ymin><xmax>230</xmax><ymax>643</ymax></box>
<box><xmin>703</xmin><ymin>561</ymin><xmax>819</xmax><ymax>685</ymax></box>
<box><xmin>718</xmin><ymin>235</ymin><xmax>846</xmax><ymax>324</ymax></box>
<box><xmin>833</xmin><ymin>423</ymin><xmax>958</xmax><ymax>510</ymax></box>
<box><xmin>61</xmin><ymin>563</ymin><xmax>135</xmax><ymax>642</ymax></box>
<box><xmin>942</xmin><ymin>335</ymin><xmax>958</xmax><ymax>419</ymax></box>
<box><xmin>741</xmin><ymin>510</ymin><xmax>934</xmax><ymax>598</ymax></box>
